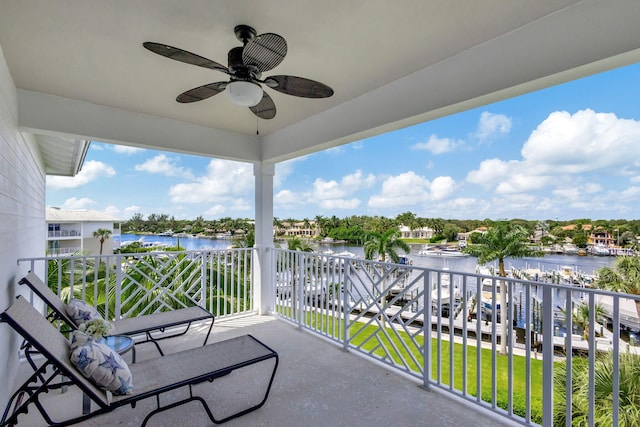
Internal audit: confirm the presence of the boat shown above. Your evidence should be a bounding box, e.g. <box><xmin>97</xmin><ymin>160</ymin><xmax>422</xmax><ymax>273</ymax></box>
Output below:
<box><xmin>417</xmin><ymin>246</ymin><xmax>468</xmax><ymax>257</ymax></box>
<box><xmin>157</xmin><ymin>230</ymin><xmax>174</xmax><ymax>237</ymax></box>
<box><xmin>431</xmin><ymin>272</ymin><xmax>460</xmax><ymax>301</ymax></box>
<box><xmin>591</xmin><ymin>245</ymin><xmax>611</xmax><ymax>256</ymax></box>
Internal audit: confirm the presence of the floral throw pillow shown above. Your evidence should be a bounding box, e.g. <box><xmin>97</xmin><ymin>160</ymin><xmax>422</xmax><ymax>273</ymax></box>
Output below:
<box><xmin>66</xmin><ymin>299</ymin><xmax>102</xmax><ymax>326</ymax></box>
<box><xmin>69</xmin><ymin>331</ymin><xmax>133</xmax><ymax>395</ymax></box>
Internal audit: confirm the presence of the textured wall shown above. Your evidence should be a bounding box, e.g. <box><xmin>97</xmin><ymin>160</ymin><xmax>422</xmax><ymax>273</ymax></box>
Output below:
<box><xmin>0</xmin><ymin>44</ymin><xmax>47</xmax><ymax>409</ymax></box>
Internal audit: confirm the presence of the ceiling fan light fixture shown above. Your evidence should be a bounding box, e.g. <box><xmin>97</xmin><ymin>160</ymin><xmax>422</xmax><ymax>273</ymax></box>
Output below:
<box><xmin>227</xmin><ymin>81</ymin><xmax>263</xmax><ymax>107</ymax></box>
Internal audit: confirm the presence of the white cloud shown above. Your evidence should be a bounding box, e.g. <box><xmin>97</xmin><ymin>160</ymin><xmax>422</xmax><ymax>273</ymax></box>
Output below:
<box><xmin>411</xmin><ymin>134</ymin><xmax>463</xmax><ymax>154</ymax></box>
<box><xmin>96</xmin><ymin>205</ymin><xmax>133</xmax><ymax>221</ymax></box>
<box><xmin>60</xmin><ymin>197</ymin><xmax>95</xmax><ymax>209</ymax></box>
<box><xmin>474</xmin><ymin>112</ymin><xmax>512</xmax><ymax>140</ymax></box>
<box><xmin>275</xmin><ymin>189</ymin><xmax>303</xmax><ymax>206</ymax></box>
<box><xmin>368</xmin><ymin>171</ymin><xmax>455</xmax><ymax>208</ymax></box>
<box><xmin>47</xmin><ymin>160</ymin><xmax>116</xmax><ymax>189</ymax></box>
<box><xmin>113</xmin><ymin>145</ymin><xmax>144</xmax><ymax>155</ymax></box>
<box><xmin>430</xmin><ymin>176</ymin><xmax>456</xmax><ymax>200</ymax></box>
<box><xmin>122</xmin><ymin>205</ymin><xmax>142</xmax><ymax>219</ymax></box>
<box><xmin>313</xmin><ymin>178</ymin><xmax>345</xmax><ymax>199</ymax></box>
<box><xmin>168</xmin><ymin>159</ymin><xmax>253</xmax><ymax>204</ymax></box>
<box><xmin>231</xmin><ymin>199</ymin><xmax>251</xmax><ymax>211</ymax></box>
<box><xmin>465</xmin><ymin>158</ymin><xmax>513</xmax><ymax>187</ymax></box>
<box><xmin>521</xmin><ymin>109</ymin><xmax>640</xmax><ymax>174</ymax></box>
<box><xmin>319</xmin><ymin>198</ymin><xmax>360</xmax><ymax>209</ymax></box>
<box><xmin>135</xmin><ymin>154</ymin><xmax>194</xmax><ymax>179</ymax></box>
<box><xmin>341</xmin><ymin>170</ymin><xmax>376</xmax><ymax>190</ymax></box>
<box><xmin>466</xmin><ymin>109</ymin><xmax>640</xmax><ymax>199</ymax></box>
<box><xmin>311</xmin><ymin>170</ymin><xmax>374</xmax><ymax>207</ymax></box>
<box><xmin>495</xmin><ymin>174</ymin><xmax>552</xmax><ymax>194</ymax></box>
<box><xmin>204</xmin><ymin>205</ymin><xmax>227</xmax><ymax>216</ymax></box>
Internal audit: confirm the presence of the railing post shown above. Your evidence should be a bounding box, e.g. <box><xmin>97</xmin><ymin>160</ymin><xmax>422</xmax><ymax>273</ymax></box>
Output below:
<box><xmin>115</xmin><ymin>254</ymin><xmax>122</xmax><ymax>319</ymax></box>
<box><xmin>422</xmin><ymin>270</ymin><xmax>431</xmax><ymax>390</ymax></box>
<box><xmin>542</xmin><ymin>286</ymin><xmax>554</xmax><ymax>427</ymax></box>
<box><xmin>200</xmin><ymin>251</ymin><xmax>207</xmax><ymax>309</ymax></box>
<box><xmin>297</xmin><ymin>251</ymin><xmax>304</xmax><ymax>327</ymax></box>
<box><xmin>343</xmin><ymin>261</ymin><xmax>350</xmax><ymax>351</ymax></box>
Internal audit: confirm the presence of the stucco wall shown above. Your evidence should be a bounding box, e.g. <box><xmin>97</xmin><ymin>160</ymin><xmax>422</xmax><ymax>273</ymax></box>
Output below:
<box><xmin>0</xmin><ymin>45</ymin><xmax>47</xmax><ymax>409</ymax></box>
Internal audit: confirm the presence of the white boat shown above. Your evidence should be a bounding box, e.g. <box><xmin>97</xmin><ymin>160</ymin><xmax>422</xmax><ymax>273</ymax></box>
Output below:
<box><xmin>591</xmin><ymin>245</ymin><xmax>611</xmax><ymax>256</ymax></box>
<box><xmin>417</xmin><ymin>246</ymin><xmax>468</xmax><ymax>257</ymax></box>
<box><xmin>431</xmin><ymin>269</ymin><xmax>461</xmax><ymax>304</ymax></box>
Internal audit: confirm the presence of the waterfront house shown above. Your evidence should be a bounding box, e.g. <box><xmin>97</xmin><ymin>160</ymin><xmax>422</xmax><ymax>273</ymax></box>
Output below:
<box><xmin>46</xmin><ymin>207</ymin><xmax>122</xmax><ymax>256</ymax></box>
<box><xmin>399</xmin><ymin>225</ymin><xmax>434</xmax><ymax>240</ymax></box>
<box><xmin>2</xmin><ymin>2</ymin><xmax>640</xmax><ymax>426</ymax></box>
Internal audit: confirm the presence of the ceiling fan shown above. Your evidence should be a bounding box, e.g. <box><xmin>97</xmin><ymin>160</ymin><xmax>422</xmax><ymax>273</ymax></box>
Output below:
<box><xmin>143</xmin><ymin>25</ymin><xmax>334</xmax><ymax>120</ymax></box>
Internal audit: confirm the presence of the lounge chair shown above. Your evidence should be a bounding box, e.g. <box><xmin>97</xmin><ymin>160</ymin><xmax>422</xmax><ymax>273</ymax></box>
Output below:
<box><xmin>19</xmin><ymin>272</ymin><xmax>214</xmax><ymax>360</ymax></box>
<box><xmin>1</xmin><ymin>296</ymin><xmax>278</xmax><ymax>426</ymax></box>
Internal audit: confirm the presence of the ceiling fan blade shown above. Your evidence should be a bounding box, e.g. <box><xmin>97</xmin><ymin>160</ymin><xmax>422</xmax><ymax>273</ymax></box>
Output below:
<box><xmin>242</xmin><ymin>33</ymin><xmax>287</xmax><ymax>73</ymax></box>
<box><xmin>176</xmin><ymin>82</ymin><xmax>228</xmax><ymax>103</ymax></box>
<box><xmin>265</xmin><ymin>75</ymin><xmax>333</xmax><ymax>98</ymax></box>
<box><xmin>143</xmin><ymin>42</ymin><xmax>228</xmax><ymax>73</ymax></box>
<box><xmin>249</xmin><ymin>91</ymin><xmax>276</xmax><ymax>120</ymax></box>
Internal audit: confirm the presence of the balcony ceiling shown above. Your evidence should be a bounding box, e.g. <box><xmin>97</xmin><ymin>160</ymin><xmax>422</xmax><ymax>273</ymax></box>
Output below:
<box><xmin>2</xmin><ymin>1</ymin><xmax>640</xmax><ymax>166</ymax></box>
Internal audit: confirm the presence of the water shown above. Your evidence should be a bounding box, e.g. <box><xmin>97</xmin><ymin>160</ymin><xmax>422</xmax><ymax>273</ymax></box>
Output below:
<box><xmin>118</xmin><ymin>233</ymin><xmax>232</xmax><ymax>251</ymax></box>
<box><xmin>119</xmin><ymin>234</ymin><xmax>617</xmax><ymax>274</ymax></box>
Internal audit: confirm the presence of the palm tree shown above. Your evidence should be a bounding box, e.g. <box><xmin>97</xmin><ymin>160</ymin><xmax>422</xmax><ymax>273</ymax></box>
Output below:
<box><xmin>93</xmin><ymin>228</ymin><xmax>112</xmax><ymax>255</ymax></box>
<box><xmin>554</xmin><ymin>352</ymin><xmax>640</xmax><ymax>425</ymax></box>
<box><xmin>363</xmin><ymin>229</ymin><xmax>410</xmax><ymax>263</ymax></box>
<box><xmin>463</xmin><ymin>221</ymin><xmax>541</xmax><ymax>354</ymax></box>
<box><xmin>594</xmin><ymin>256</ymin><xmax>640</xmax><ymax>320</ymax></box>
<box><xmin>287</xmin><ymin>235</ymin><xmax>314</xmax><ymax>252</ymax></box>
<box><xmin>569</xmin><ymin>301</ymin><xmax>607</xmax><ymax>340</ymax></box>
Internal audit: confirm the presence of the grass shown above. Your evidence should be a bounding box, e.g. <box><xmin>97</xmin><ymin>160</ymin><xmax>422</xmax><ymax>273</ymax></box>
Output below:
<box><xmin>277</xmin><ymin>305</ymin><xmax>544</xmax><ymax>423</ymax></box>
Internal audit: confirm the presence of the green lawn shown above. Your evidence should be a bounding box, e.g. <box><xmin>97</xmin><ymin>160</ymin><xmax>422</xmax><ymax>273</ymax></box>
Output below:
<box><xmin>279</xmin><ymin>306</ymin><xmax>545</xmax><ymax>423</ymax></box>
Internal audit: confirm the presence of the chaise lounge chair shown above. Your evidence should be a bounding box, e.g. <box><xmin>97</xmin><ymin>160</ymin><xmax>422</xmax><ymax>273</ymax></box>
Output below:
<box><xmin>1</xmin><ymin>296</ymin><xmax>278</xmax><ymax>426</ymax></box>
<box><xmin>19</xmin><ymin>272</ymin><xmax>214</xmax><ymax>360</ymax></box>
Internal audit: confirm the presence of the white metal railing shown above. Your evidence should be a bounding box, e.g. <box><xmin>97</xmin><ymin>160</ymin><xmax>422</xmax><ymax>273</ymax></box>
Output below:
<box><xmin>17</xmin><ymin>248</ymin><xmax>255</xmax><ymax>321</ymax></box>
<box><xmin>47</xmin><ymin>229</ymin><xmax>82</xmax><ymax>238</ymax></box>
<box><xmin>272</xmin><ymin>248</ymin><xmax>640</xmax><ymax>427</ymax></box>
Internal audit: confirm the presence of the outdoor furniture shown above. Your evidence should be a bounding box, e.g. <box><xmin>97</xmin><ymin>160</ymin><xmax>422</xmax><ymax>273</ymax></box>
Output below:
<box><xmin>1</xmin><ymin>296</ymin><xmax>279</xmax><ymax>426</ymax></box>
<box><xmin>19</xmin><ymin>272</ymin><xmax>214</xmax><ymax>359</ymax></box>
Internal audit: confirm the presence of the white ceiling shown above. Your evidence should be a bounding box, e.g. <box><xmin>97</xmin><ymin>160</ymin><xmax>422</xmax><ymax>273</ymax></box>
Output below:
<box><xmin>2</xmin><ymin>0</ymin><xmax>640</xmax><ymax>166</ymax></box>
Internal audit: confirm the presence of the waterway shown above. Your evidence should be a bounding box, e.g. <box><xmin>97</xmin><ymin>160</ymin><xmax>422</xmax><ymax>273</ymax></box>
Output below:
<box><xmin>119</xmin><ymin>234</ymin><xmax>616</xmax><ymax>274</ymax></box>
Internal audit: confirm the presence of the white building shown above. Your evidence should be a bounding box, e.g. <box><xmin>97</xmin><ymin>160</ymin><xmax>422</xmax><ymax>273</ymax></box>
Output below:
<box><xmin>46</xmin><ymin>207</ymin><xmax>122</xmax><ymax>255</ymax></box>
<box><xmin>398</xmin><ymin>225</ymin><xmax>434</xmax><ymax>240</ymax></box>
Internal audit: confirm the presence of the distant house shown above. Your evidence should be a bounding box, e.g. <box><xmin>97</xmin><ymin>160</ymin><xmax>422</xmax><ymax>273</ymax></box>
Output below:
<box><xmin>281</xmin><ymin>221</ymin><xmax>318</xmax><ymax>237</ymax></box>
<box><xmin>46</xmin><ymin>207</ymin><xmax>122</xmax><ymax>255</ymax></box>
<box><xmin>398</xmin><ymin>225</ymin><xmax>434</xmax><ymax>240</ymax></box>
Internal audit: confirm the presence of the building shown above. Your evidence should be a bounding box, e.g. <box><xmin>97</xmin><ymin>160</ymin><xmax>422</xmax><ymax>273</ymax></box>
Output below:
<box><xmin>2</xmin><ymin>2</ymin><xmax>640</xmax><ymax>424</ymax></box>
<box><xmin>398</xmin><ymin>225</ymin><xmax>434</xmax><ymax>240</ymax></box>
<box><xmin>280</xmin><ymin>221</ymin><xmax>318</xmax><ymax>237</ymax></box>
<box><xmin>46</xmin><ymin>207</ymin><xmax>122</xmax><ymax>255</ymax></box>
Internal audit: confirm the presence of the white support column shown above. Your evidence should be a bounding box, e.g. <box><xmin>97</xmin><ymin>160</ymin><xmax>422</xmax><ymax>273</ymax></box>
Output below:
<box><xmin>253</xmin><ymin>161</ymin><xmax>275</xmax><ymax>315</ymax></box>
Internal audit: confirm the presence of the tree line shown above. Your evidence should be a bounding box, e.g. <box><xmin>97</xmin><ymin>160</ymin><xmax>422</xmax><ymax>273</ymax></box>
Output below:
<box><xmin>122</xmin><ymin>212</ymin><xmax>640</xmax><ymax>247</ymax></box>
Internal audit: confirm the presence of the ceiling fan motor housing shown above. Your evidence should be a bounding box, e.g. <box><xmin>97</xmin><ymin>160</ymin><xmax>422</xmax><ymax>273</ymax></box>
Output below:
<box><xmin>228</xmin><ymin>46</ymin><xmax>260</xmax><ymax>81</ymax></box>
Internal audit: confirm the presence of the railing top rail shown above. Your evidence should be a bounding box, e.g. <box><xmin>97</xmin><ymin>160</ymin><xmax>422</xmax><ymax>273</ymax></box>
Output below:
<box><xmin>18</xmin><ymin>247</ymin><xmax>254</xmax><ymax>263</ymax></box>
<box><xmin>271</xmin><ymin>247</ymin><xmax>640</xmax><ymax>302</ymax></box>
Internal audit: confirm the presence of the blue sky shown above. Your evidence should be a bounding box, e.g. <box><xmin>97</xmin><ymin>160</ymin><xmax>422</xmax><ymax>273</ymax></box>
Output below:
<box><xmin>47</xmin><ymin>62</ymin><xmax>640</xmax><ymax>222</ymax></box>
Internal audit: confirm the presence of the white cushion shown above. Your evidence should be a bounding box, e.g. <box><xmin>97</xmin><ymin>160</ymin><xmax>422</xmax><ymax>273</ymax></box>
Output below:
<box><xmin>66</xmin><ymin>299</ymin><xmax>102</xmax><ymax>325</ymax></box>
<box><xmin>69</xmin><ymin>331</ymin><xmax>133</xmax><ymax>395</ymax></box>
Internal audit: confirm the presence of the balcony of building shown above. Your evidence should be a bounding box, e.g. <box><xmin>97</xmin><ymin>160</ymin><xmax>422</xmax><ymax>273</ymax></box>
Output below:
<box><xmin>8</xmin><ymin>249</ymin><xmax>640</xmax><ymax>426</ymax></box>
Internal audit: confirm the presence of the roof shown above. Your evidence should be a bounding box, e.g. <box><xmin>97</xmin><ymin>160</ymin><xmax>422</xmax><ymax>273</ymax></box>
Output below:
<box><xmin>46</xmin><ymin>207</ymin><xmax>122</xmax><ymax>223</ymax></box>
<box><xmin>2</xmin><ymin>1</ymin><xmax>640</xmax><ymax>165</ymax></box>
<box><xmin>36</xmin><ymin>136</ymin><xmax>89</xmax><ymax>176</ymax></box>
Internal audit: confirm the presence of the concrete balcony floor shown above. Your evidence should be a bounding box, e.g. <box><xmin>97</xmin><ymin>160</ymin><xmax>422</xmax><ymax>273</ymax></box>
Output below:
<box><xmin>15</xmin><ymin>314</ymin><xmax>513</xmax><ymax>427</ymax></box>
